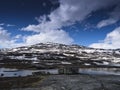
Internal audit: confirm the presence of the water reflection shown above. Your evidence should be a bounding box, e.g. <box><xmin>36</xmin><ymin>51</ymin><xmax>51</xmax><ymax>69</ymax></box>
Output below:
<box><xmin>0</xmin><ymin>67</ymin><xmax>120</xmax><ymax>77</ymax></box>
<box><xmin>0</xmin><ymin>68</ymin><xmax>37</xmax><ymax>77</ymax></box>
<box><xmin>0</xmin><ymin>68</ymin><xmax>58</xmax><ymax>77</ymax></box>
<box><xmin>79</xmin><ymin>68</ymin><xmax>120</xmax><ymax>75</ymax></box>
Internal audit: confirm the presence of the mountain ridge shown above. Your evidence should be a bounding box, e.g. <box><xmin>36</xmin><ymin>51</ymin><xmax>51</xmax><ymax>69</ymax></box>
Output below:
<box><xmin>0</xmin><ymin>42</ymin><xmax>120</xmax><ymax>69</ymax></box>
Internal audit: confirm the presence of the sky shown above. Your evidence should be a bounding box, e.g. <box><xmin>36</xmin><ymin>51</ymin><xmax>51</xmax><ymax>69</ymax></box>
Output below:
<box><xmin>0</xmin><ymin>0</ymin><xmax>120</xmax><ymax>49</ymax></box>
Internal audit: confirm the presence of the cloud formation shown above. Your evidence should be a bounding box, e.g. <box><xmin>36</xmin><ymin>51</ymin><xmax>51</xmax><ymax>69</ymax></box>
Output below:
<box><xmin>0</xmin><ymin>23</ymin><xmax>5</xmax><ymax>26</ymax></box>
<box><xmin>89</xmin><ymin>27</ymin><xmax>120</xmax><ymax>49</ymax></box>
<box><xmin>25</xmin><ymin>29</ymin><xmax>73</xmax><ymax>45</ymax></box>
<box><xmin>0</xmin><ymin>27</ymin><xmax>25</xmax><ymax>48</ymax></box>
<box><xmin>0</xmin><ymin>23</ymin><xmax>15</xmax><ymax>27</ymax></box>
<box><xmin>0</xmin><ymin>27</ymin><xmax>15</xmax><ymax>48</ymax></box>
<box><xmin>2</xmin><ymin>0</ymin><xmax>120</xmax><ymax>48</ymax></box>
<box><xmin>21</xmin><ymin>0</ymin><xmax>120</xmax><ymax>46</ymax></box>
<box><xmin>97</xmin><ymin>18</ymin><xmax>118</xmax><ymax>28</ymax></box>
<box><xmin>0</xmin><ymin>27</ymin><xmax>10</xmax><ymax>41</ymax></box>
<box><xmin>0</xmin><ymin>26</ymin><xmax>73</xmax><ymax>48</ymax></box>
<box><xmin>23</xmin><ymin>0</ymin><xmax>120</xmax><ymax>32</ymax></box>
<box><xmin>97</xmin><ymin>5</ymin><xmax>120</xmax><ymax>28</ymax></box>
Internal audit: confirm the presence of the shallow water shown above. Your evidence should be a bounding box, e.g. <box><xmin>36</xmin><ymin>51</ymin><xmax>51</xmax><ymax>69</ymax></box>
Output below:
<box><xmin>0</xmin><ymin>68</ymin><xmax>59</xmax><ymax>77</ymax></box>
<box><xmin>79</xmin><ymin>68</ymin><xmax>120</xmax><ymax>75</ymax></box>
<box><xmin>0</xmin><ymin>67</ymin><xmax>120</xmax><ymax>77</ymax></box>
<box><xmin>39</xmin><ymin>69</ymin><xmax>58</xmax><ymax>74</ymax></box>
<box><xmin>0</xmin><ymin>68</ymin><xmax>37</xmax><ymax>77</ymax></box>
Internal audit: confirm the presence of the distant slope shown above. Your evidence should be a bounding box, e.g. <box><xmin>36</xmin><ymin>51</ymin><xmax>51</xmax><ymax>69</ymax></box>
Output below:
<box><xmin>0</xmin><ymin>42</ymin><xmax>120</xmax><ymax>68</ymax></box>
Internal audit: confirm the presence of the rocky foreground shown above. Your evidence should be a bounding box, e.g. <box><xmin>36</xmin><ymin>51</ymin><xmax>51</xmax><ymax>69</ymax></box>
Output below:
<box><xmin>12</xmin><ymin>75</ymin><xmax>120</xmax><ymax>90</ymax></box>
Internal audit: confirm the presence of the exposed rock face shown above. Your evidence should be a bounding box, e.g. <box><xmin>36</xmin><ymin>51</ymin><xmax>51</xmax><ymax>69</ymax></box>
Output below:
<box><xmin>0</xmin><ymin>43</ymin><xmax>120</xmax><ymax>90</ymax></box>
<box><xmin>0</xmin><ymin>42</ymin><xmax>120</xmax><ymax>68</ymax></box>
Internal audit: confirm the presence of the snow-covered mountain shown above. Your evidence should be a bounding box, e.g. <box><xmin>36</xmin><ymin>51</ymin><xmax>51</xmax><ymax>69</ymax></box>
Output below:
<box><xmin>0</xmin><ymin>42</ymin><xmax>120</xmax><ymax>68</ymax></box>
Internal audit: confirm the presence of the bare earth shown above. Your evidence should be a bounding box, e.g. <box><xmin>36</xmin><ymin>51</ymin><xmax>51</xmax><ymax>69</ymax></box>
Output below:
<box><xmin>12</xmin><ymin>75</ymin><xmax>120</xmax><ymax>90</ymax></box>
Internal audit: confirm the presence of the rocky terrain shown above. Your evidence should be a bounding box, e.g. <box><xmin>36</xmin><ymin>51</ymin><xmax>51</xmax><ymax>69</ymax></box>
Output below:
<box><xmin>12</xmin><ymin>75</ymin><xmax>120</xmax><ymax>90</ymax></box>
<box><xmin>0</xmin><ymin>42</ymin><xmax>120</xmax><ymax>69</ymax></box>
<box><xmin>0</xmin><ymin>42</ymin><xmax>120</xmax><ymax>90</ymax></box>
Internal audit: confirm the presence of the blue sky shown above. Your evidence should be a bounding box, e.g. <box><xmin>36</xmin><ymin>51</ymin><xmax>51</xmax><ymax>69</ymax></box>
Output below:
<box><xmin>0</xmin><ymin>0</ymin><xmax>120</xmax><ymax>49</ymax></box>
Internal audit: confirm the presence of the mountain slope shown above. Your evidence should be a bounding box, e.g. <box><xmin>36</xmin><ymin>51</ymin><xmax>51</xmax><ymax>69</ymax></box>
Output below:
<box><xmin>0</xmin><ymin>42</ymin><xmax>120</xmax><ymax>69</ymax></box>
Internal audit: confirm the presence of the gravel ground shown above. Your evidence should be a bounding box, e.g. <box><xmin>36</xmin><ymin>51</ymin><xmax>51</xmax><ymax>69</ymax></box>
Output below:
<box><xmin>12</xmin><ymin>75</ymin><xmax>120</xmax><ymax>90</ymax></box>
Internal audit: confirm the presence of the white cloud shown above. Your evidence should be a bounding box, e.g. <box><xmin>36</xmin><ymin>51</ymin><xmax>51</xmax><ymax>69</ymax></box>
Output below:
<box><xmin>0</xmin><ymin>23</ymin><xmax>5</xmax><ymax>26</ymax></box>
<box><xmin>97</xmin><ymin>5</ymin><xmax>120</xmax><ymax>28</ymax></box>
<box><xmin>22</xmin><ymin>0</ymin><xmax>120</xmax><ymax>46</ymax></box>
<box><xmin>2</xmin><ymin>0</ymin><xmax>120</xmax><ymax>48</ymax></box>
<box><xmin>89</xmin><ymin>27</ymin><xmax>120</xmax><ymax>49</ymax></box>
<box><xmin>0</xmin><ymin>27</ymin><xmax>25</xmax><ymax>48</ymax></box>
<box><xmin>0</xmin><ymin>26</ymin><xmax>73</xmax><ymax>48</ymax></box>
<box><xmin>7</xmin><ymin>24</ymin><xmax>15</xmax><ymax>27</ymax></box>
<box><xmin>23</xmin><ymin>0</ymin><xmax>119</xmax><ymax>32</ymax></box>
<box><xmin>0</xmin><ymin>27</ymin><xmax>10</xmax><ymax>41</ymax></box>
<box><xmin>25</xmin><ymin>29</ymin><xmax>73</xmax><ymax>45</ymax></box>
<box><xmin>0</xmin><ymin>23</ymin><xmax>15</xmax><ymax>27</ymax></box>
<box><xmin>97</xmin><ymin>18</ymin><xmax>118</xmax><ymax>28</ymax></box>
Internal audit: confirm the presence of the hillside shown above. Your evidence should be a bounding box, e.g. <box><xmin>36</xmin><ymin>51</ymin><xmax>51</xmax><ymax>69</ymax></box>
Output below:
<box><xmin>0</xmin><ymin>42</ymin><xmax>120</xmax><ymax>69</ymax></box>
